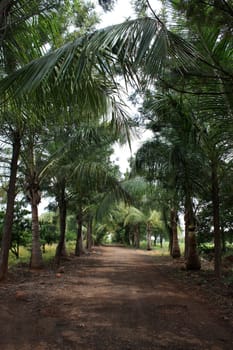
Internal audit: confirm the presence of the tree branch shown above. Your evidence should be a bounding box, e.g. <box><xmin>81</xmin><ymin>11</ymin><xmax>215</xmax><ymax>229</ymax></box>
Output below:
<box><xmin>145</xmin><ymin>0</ymin><xmax>164</xmax><ymax>26</ymax></box>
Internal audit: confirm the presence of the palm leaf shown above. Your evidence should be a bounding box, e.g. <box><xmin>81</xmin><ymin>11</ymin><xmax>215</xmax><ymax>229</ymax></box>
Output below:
<box><xmin>72</xmin><ymin>161</ymin><xmax>131</xmax><ymax>202</ymax></box>
<box><xmin>0</xmin><ymin>17</ymin><xmax>200</xmax><ymax>101</ymax></box>
<box><xmin>124</xmin><ymin>206</ymin><xmax>145</xmax><ymax>226</ymax></box>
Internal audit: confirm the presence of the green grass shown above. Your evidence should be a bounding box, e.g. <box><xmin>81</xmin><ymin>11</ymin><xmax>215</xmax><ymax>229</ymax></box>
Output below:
<box><xmin>119</xmin><ymin>240</ymin><xmax>171</xmax><ymax>257</ymax></box>
<box><xmin>8</xmin><ymin>243</ymin><xmax>76</xmax><ymax>268</ymax></box>
<box><xmin>9</xmin><ymin>246</ymin><xmax>31</xmax><ymax>266</ymax></box>
<box><xmin>139</xmin><ymin>240</ymin><xmax>185</xmax><ymax>255</ymax></box>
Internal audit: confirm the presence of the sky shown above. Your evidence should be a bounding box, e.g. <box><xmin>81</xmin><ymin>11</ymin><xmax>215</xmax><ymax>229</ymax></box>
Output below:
<box><xmin>96</xmin><ymin>0</ymin><xmax>162</xmax><ymax>174</ymax></box>
<box><xmin>96</xmin><ymin>0</ymin><xmax>162</xmax><ymax>28</ymax></box>
<box><xmin>96</xmin><ymin>0</ymin><xmax>136</xmax><ymax>27</ymax></box>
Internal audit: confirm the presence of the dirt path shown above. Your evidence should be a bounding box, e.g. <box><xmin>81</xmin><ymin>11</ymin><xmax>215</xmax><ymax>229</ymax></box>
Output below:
<box><xmin>0</xmin><ymin>246</ymin><xmax>232</xmax><ymax>349</ymax></box>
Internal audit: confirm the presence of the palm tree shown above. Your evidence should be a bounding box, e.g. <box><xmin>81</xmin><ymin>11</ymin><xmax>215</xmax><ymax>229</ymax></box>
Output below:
<box><xmin>0</xmin><ymin>123</ymin><xmax>21</xmax><ymax>279</ymax></box>
<box><xmin>21</xmin><ymin>130</ymin><xmax>56</xmax><ymax>269</ymax></box>
<box><xmin>123</xmin><ymin>206</ymin><xmax>144</xmax><ymax>248</ymax></box>
<box><xmin>161</xmin><ymin>1</ymin><xmax>233</xmax><ymax>276</ymax></box>
<box><xmin>70</xmin><ymin>159</ymin><xmax>131</xmax><ymax>252</ymax></box>
<box><xmin>135</xmin><ymin>93</ymin><xmax>204</xmax><ymax>268</ymax></box>
<box><xmin>54</xmin><ymin>176</ymin><xmax>69</xmax><ymax>262</ymax></box>
<box><xmin>51</xmin><ymin>117</ymin><xmax>132</xmax><ymax>256</ymax></box>
<box><xmin>0</xmin><ymin>0</ymin><xmax>70</xmax><ymax>279</ymax></box>
<box><xmin>105</xmin><ymin>176</ymin><xmax>163</xmax><ymax>249</ymax></box>
<box><xmin>169</xmin><ymin>208</ymin><xmax>181</xmax><ymax>258</ymax></box>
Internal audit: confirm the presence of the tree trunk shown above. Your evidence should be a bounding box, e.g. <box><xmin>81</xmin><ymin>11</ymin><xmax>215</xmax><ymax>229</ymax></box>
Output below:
<box><xmin>186</xmin><ymin>228</ymin><xmax>201</xmax><ymax>270</ymax></box>
<box><xmin>168</xmin><ymin>225</ymin><xmax>173</xmax><ymax>255</ymax></box>
<box><xmin>27</xmin><ymin>172</ymin><xmax>43</xmax><ymax>269</ymax></box>
<box><xmin>160</xmin><ymin>235</ymin><xmax>163</xmax><ymax>248</ymax></box>
<box><xmin>185</xmin><ymin>197</ymin><xmax>201</xmax><ymax>270</ymax></box>
<box><xmin>30</xmin><ymin>199</ymin><xmax>43</xmax><ymax>269</ymax></box>
<box><xmin>55</xmin><ymin>184</ymin><xmax>68</xmax><ymax>264</ymax></box>
<box><xmin>146</xmin><ymin>222</ymin><xmax>152</xmax><ymax>250</ymax></box>
<box><xmin>16</xmin><ymin>241</ymin><xmax>19</xmax><ymax>258</ymax></box>
<box><xmin>86</xmin><ymin>216</ymin><xmax>93</xmax><ymax>252</ymax></box>
<box><xmin>211</xmin><ymin>159</ymin><xmax>221</xmax><ymax>278</ymax></box>
<box><xmin>124</xmin><ymin>224</ymin><xmax>131</xmax><ymax>246</ymax></box>
<box><xmin>0</xmin><ymin>132</ymin><xmax>21</xmax><ymax>281</ymax></box>
<box><xmin>134</xmin><ymin>224</ymin><xmax>140</xmax><ymax>249</ymax></box>
<box><xmin>184</xmin><ymin>207</ymin><xmax>189</xmax><ymax>259</ymax></box>
<box><xmin>221</xmin><ymin>225</ymin><xmax>226</xmax><ymax>253</ymax></box>
<box><xmin>171</xmin><ymin>209</ymin><xmax>181</xmax><ymax>258</ymax></box>
<box><xmin>75</xmin><ymin>210</ymin><xmax>84</xmax><ymax>256</ymax></box>
<box><xmin>131</xmin><ymin>230</ymin><xmax>135</xmax><ymax>246</ymax></box>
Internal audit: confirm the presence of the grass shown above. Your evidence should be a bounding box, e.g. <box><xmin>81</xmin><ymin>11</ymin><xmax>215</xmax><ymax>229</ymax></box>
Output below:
<box><xmin>8</xmin><ymin>243</ymin><xmax>75</xmax><ymax>268</ymax></box>
<box><xmin>9</xmin><ymin>247</ymin><xmax>31</xmax><ymax>266</ymax></box>
<box><xmin>139</xmin><ymin>240</ymin><xmax>185</xmax><ymax>255</ymax></box>
<box><xmin>139</xmin><ymin>240</ymin><xmax>169</xmax><ymax>254</ymax></box>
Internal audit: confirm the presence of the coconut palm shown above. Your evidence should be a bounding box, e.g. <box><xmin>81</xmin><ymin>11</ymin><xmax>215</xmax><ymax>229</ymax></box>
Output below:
<box><xmin>0</xmin><ymin>6</ymin><xmax>201</xmax><ymax>103</ymax></box>
<box><xmin>158</xmin><ymin>1</ymin><xmax>233</xmax><ymax>276</ymax></box>
<box><xmin>2</xmin><ymin>0</ymin><xmax>231</xmax><ymax>109</ymax></box>
<box><xmin>0</xmin><ymin>121</ymin><xmax>22</xmax><ymax>279</ymax></box>
<box><xmin>135</xmin><ymin>92</ymin><xmax>207</xmax><ymax>267</ymax></box>
<box><xmin>21</xmin><ymin>127</ymin><xmax>59</xmax><ymax>268</ymax></box>
<box><xmin>0</xmin><ymin>0</ymin><xmax>71</xmax><ymax>279</ymax></box>
<box><xmin>103</xmin><ymin>176</ymin><xmax>164</xmax><ymax>249</ymax></box>
<box><xmin>51</xmin><ymin>118</ymin><xmax>131</xmax><ymax>257</ymax></box>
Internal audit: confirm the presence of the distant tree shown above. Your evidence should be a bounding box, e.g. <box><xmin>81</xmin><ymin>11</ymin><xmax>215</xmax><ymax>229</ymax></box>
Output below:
<box><xmin>0</xmin><ymin>200</ymin><xmax>31</xmax><ymax>259</ymax></box>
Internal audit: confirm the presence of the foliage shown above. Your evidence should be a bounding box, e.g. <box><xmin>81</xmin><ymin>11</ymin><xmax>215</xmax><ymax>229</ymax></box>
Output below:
<box><xmin>39</xmin><ymin>212</ymin><xmax>59</xmax><ymax>248</ymax></box>
<box><xmin>0</xmin><ymin>201</ymin><xmax>31</xmax><ymax>258</ymax></box>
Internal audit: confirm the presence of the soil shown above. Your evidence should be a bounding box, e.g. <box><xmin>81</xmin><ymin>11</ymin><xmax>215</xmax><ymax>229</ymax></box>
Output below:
<box><xmin>0</xmin><ymin>246</ymin><xmax>232</xmax><ymax>350</ymax></box>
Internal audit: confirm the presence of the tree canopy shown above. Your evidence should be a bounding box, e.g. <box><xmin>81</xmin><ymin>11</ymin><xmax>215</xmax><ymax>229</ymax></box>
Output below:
<box><xmin>0</xmin><ymin>0</ymin><xmax>232</xmax><ymax>280</ymax></box>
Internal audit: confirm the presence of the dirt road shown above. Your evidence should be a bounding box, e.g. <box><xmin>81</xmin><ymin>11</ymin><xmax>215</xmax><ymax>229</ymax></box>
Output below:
<box><xmin>0</xmin><ymin>246</ymin><xmax>232</xmax><ymax>349</ymax></box>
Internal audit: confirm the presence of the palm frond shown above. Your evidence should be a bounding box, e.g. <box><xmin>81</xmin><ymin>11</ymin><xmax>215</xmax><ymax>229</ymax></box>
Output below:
<box><xmin>124</xmin><ymin>206</ymin><xmax>145</xmax><ymax>226</ymax></box>
<box><xmin>72</xmin><ymin>160</ymin><xmax>131</xmax><ymax>202</ymax></box>
<box><xmin>0</xmin><ymin>17</ymin><xmax>200</xmax><ymax>102</ymax></box>
<box><xmin>121</xmin><ymin>176</ymin><xmax>149</xmax><ymax>197</ymax></box>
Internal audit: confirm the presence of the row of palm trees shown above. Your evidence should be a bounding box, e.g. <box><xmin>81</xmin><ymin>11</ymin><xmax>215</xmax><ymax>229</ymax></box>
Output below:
<box><xmin>133</xmin><ymin>0</ymin><xmax>233</xmax><ymax>277</ymax></box>
<box><xmin>0</xmin><ymin>0</ymin><xmax>131</xmax><ymax>279</ymax></box>
<box><xmin>0</xmin><ymin>0</ymin><xmax>232</xmax><ymax>279</ymax></box>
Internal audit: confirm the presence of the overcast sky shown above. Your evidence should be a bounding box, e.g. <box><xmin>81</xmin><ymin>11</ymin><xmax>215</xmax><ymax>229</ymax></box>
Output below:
<box><xmin>97</xmin><ymin>0</ymin><xmax>162</xmax><ymax>28</ymax></box>
<box><xmin>96</xmin><ymin>0</ymin><xmax>136</xmax><ymax>27</ymax></box>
